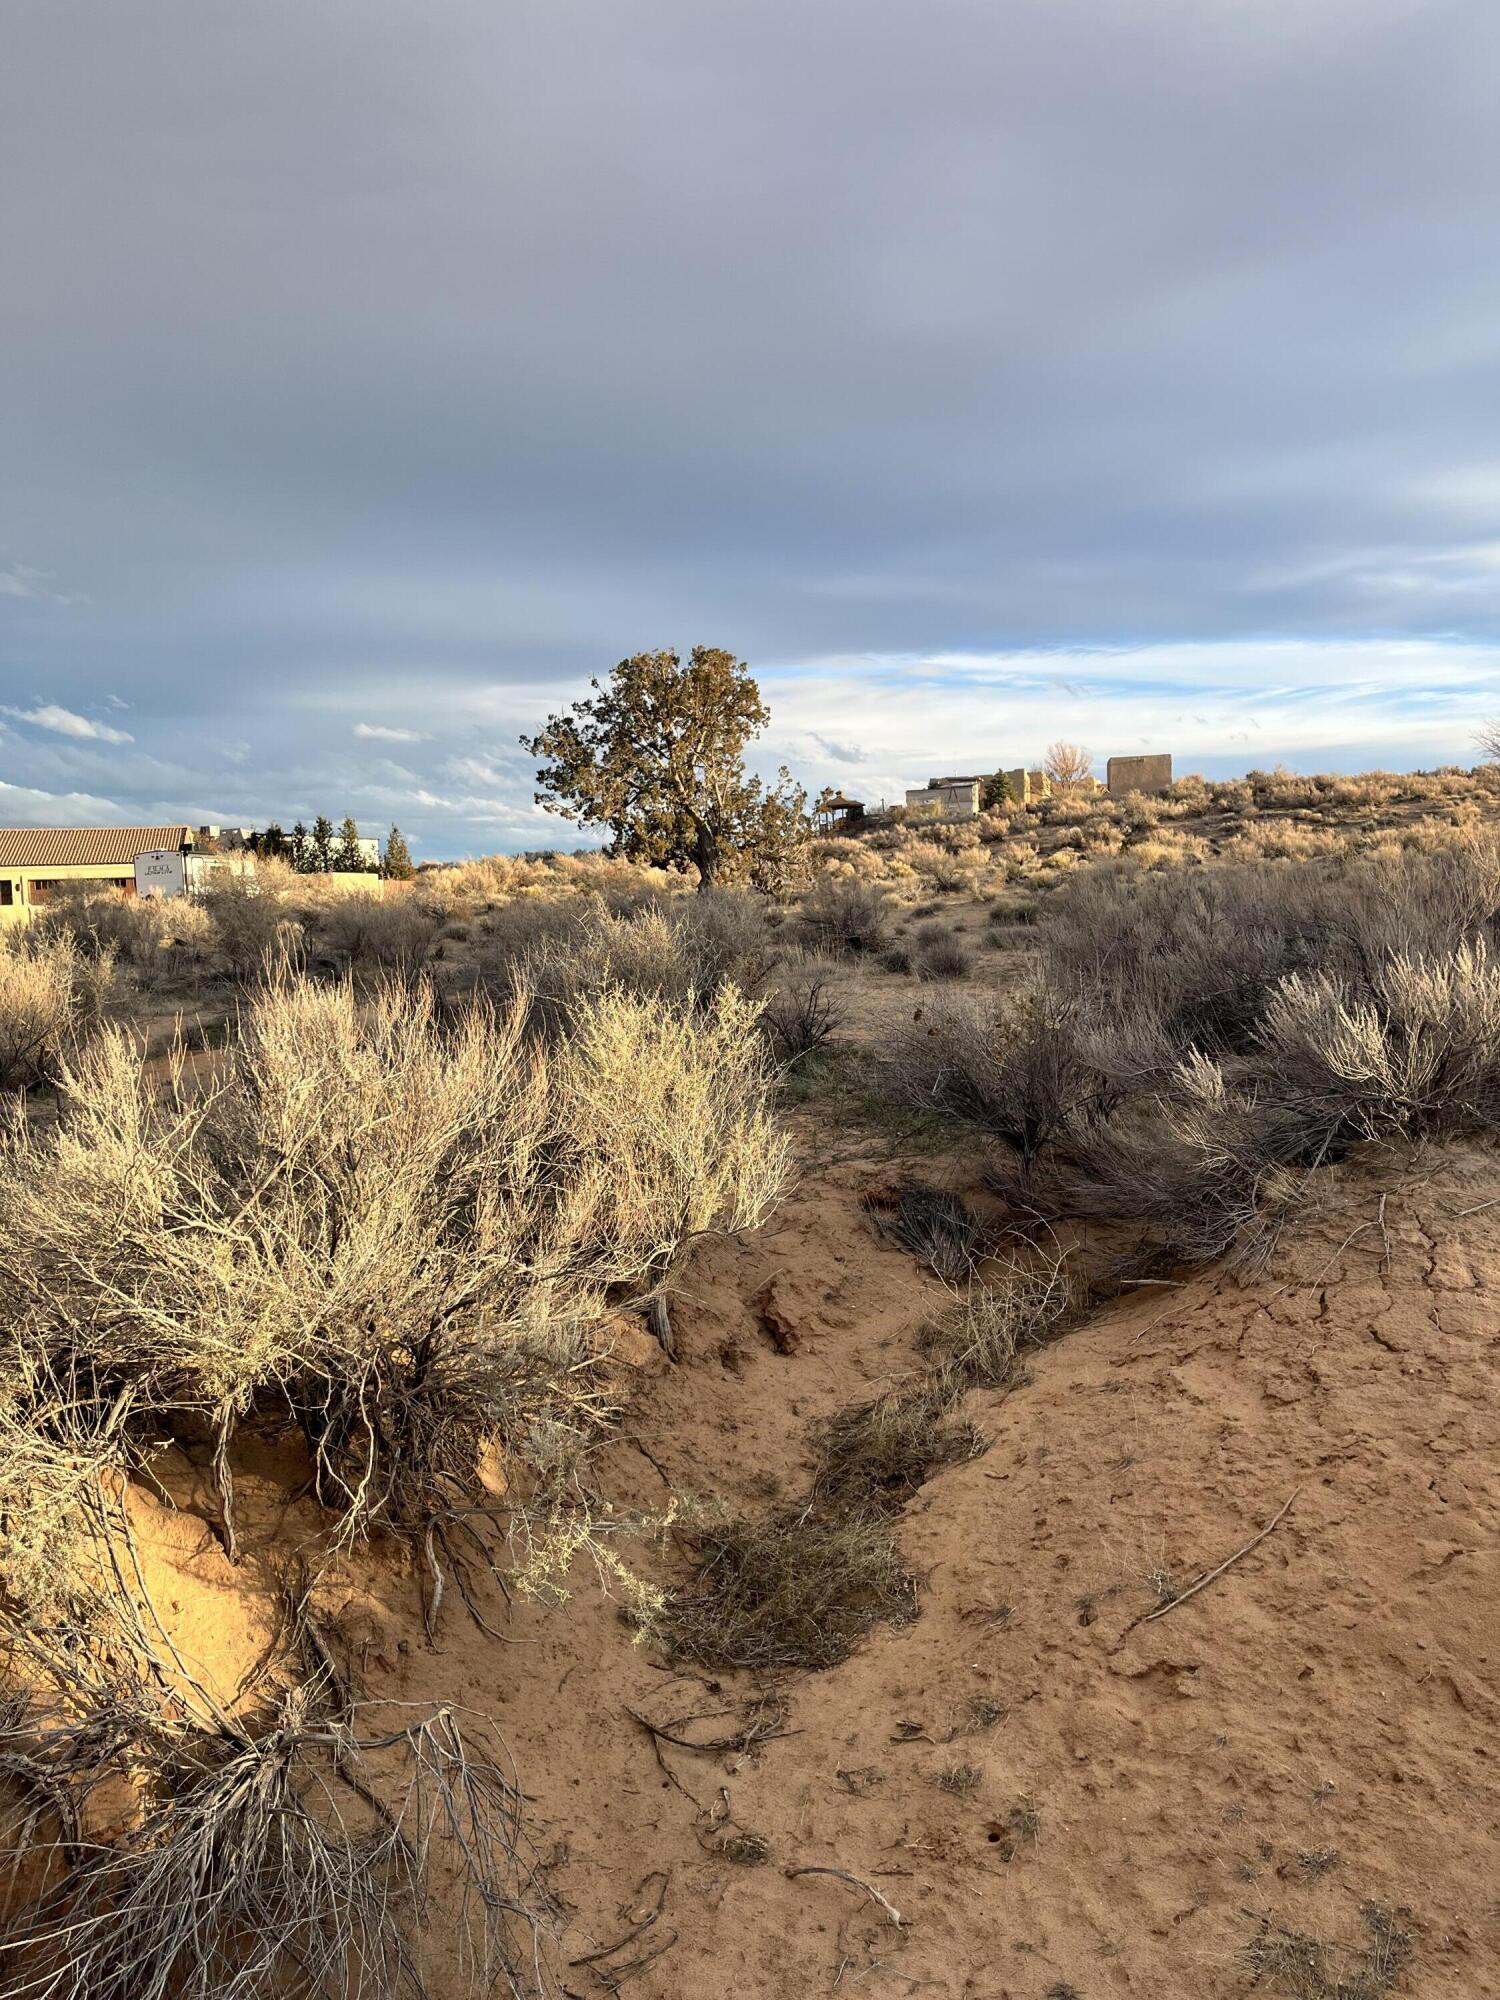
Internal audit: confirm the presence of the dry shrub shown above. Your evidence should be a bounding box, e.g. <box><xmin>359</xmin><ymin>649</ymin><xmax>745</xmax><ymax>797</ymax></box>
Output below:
<box><xmin>308</xmin><ymin>894</ymin><xmax>440</xmax><ymax>985</ymax></box>
<box><xmin>0</xmin><ymin>1669</ymin><xmax>541</xmax><ymax>2000</ymax></box>
<box><xmin>418</xmin><ymin>851</ymin><xmax>681</xmax><ymax>921</ymax></box>
<box><xmin>0</xmin><ymin>1348</ymin><xmax>129</xmax><ymax>1614</ymax></box>
<box><xmin>761</xmin><ymin>965</ymin><xmax>843</xmax><ymax>1063</ymax></box>
<box><xmin>0</xmin><ymin>971</ymin><xmax>789</xmax><ymax>1544</ymax></box>
<box><xmin>0</xmin><ymin>933</ymin><xmax>115</xmax><ymax>1089</ymax></box>
<box><xmin>485</xmin><ymin>891</ymin><xmax>774</xmax><ymax>1027</ymax></box>
<box><xmin>1258</xmin><ymin>939</ymin><xmax>1500</xmax><ymax>1141</ymax></box>
<box><xmin>33</xmin><ymin>886</ymin><xmax>213</xmax><ymax>984</ymax></box>
<box><xmin>794</xmin><ymin>878</ymin><xmax>891</xmax><ymax>956</ymax></box>
<box><xmin>197</xmin><ymin>876</ymin><xmax>305</xmax><ymax>982</ymax></box>
<box><xmin>1040</xmin><ymin>1060</ymin><xmax>1318</xmax><ymax>1271</ymax></box>
<box><xmin>914</xmin><ymin>931</ymin><xmax>971</xmax><ymax>981</ymax></box>
<box><xmin>654</xmin><ymin>1509</ymin><xmax>917</xmax><ymax>1671</ymax></box>
<box><xmin>893</xmin><ymin>984</ymin><xmax>1104</xmax><ymax>1166</ymax></box>
<box><xmin>894</xmin><ymin>836</ymin><xmax>1500</xmax><ymax>1266</ymax></box>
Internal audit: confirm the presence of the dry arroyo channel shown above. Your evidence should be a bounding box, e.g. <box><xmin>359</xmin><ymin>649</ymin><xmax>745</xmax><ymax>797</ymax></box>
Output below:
<box><xmin>90</xmin><ymin>1135</ymin><xmax>1500</xmax><ymax>1999</ymax></box>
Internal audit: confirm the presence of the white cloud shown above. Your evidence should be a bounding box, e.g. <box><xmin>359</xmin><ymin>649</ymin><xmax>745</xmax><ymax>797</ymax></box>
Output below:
<box><xmin>756</xmin><ymin>638</ymin><xmax>1500</xmax><ymax>809</ymax></box>
<box><xmin>0</xmin><ymin>777</ymin><xmax>126</xmax><ymax>823</ymax></box>
<box><xmin>1</xmin><ymin>703</ymin><xmax>134</xmax><ymax>744</ymax></box>
<box><xmin>0</xmin><ymin>559</ymin><xmax>82</xmax><ymax>606</ymax></box>
<box><xmin>353</xmin><ymin>721</ymin><xmax>425</xmax><ymax>742</ymax></box>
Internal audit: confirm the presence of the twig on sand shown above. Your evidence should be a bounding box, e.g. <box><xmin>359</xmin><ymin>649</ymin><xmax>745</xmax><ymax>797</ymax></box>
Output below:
<box><xmin>568</xmin><ymin>1871</ymin><xmax>672</xmax><ymax>1970</ymax></box>
<box><xmin>1125</xmin><ymin>1488</ymin><xmax>1301</xmax><ymax>1634</ymax></box>
<box><xmin>784</xmin><ymin>1864</ymin><xmax>905</xmax><ymax>1928</ymax></box>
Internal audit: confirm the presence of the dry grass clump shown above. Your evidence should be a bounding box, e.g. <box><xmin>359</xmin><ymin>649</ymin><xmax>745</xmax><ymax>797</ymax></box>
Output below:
<box><xmin>812</xmin><ymin>1384</ymin><xmax>982</xmax><ymax>1515</ymax></box>
<box><xmin>863</xmin><ymin>1181</ymin><xmax>987</xmax><ymax>1282</ymax></box>
<box><xmin>921</xmin><ymin>1254</ymin><xmax>1081</xmax><ymax>1389</ymax></box>
<box><xmin>653</xmin><ymin>1508</ymin><xmax>917</xmax><ymax>1671</ymax></box>
<box><xmin>0</xmin><ymin>970</ymin><xmax>789</xmax><ymax>1547</ymax></box>
<box><xmin>655</xmin><ymin>1249</ymin><xmax>1090</xmax><ymax>1672</ymax></box>
<box><xmin>0</xmin><ymin>932</ymin><xmax>115</xmax><ymax>1089</ymax></box>
<box><xmin>1241</xmin><ymin>1904</ymin><xmax>1411</xmax><ymax>1999</ymax></box>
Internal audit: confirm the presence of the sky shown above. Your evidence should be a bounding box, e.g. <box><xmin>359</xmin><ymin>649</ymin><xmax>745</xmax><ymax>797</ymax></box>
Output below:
<box><xmin>4</xmin><ymin>0</ymin><xmax>1500</xmax><ymax>856</ymax></box>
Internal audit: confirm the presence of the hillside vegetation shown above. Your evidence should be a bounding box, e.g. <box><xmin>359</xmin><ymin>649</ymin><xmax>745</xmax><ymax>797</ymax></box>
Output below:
<box><xmin>1</xmin><ymin>763</ymin><xmax>1496</xmax><ymax>1997</ymax></box>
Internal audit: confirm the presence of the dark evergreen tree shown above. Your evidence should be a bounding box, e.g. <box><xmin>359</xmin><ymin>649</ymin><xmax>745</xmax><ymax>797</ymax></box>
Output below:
<box><xmin>382</xmin><ymin>824</ymin><xmax>415</xmax><ymax>880</ymax></box>
<box><xmin>523</xmin><ymin>647</ymin><xmax>809</xmax><ymax>891</ymax></box>
<box><xmin>332</xmin><ymin>816</ymin><xmax>367</xmax><ymax>872</ymax></box>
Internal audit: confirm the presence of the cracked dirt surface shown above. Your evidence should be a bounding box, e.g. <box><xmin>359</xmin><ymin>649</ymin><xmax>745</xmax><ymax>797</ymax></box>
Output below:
<box><xmin>125</xmin><ymin>1138</ymin><xmax>1500</xmax><ymax>1997</ymax></box>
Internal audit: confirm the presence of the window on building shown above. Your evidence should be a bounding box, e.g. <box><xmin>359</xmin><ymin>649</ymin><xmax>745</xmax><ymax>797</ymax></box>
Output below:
<box><xmin>0</xmin><ymin>881</ymin><xmax>11</xmax><ymax>906</ymax></box>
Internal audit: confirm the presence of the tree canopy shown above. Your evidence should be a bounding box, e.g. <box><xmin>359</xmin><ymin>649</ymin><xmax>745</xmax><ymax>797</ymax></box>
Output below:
<box><xmin>1044</xmin><ymin>740</ymin><xmax>1093</xmax><ymax>786</ymax></box>
<box><xmin>522</xmin><ymin>647</ymin><xmax>809</xmax><ymax>889</ymax></box>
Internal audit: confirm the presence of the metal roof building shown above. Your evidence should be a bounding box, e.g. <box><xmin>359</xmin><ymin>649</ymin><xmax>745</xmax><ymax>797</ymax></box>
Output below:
<box><xmin>0</xmin><ymin>825</ymin><xmax>195</xmax><ymax>924</ymax></box>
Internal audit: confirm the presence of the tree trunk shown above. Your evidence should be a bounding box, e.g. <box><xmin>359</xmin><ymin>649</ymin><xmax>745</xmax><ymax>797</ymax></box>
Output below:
<box><xmin>693</xmin><ymin>817</ymin><xmax>720</xmax><ymax>891</ymax></box>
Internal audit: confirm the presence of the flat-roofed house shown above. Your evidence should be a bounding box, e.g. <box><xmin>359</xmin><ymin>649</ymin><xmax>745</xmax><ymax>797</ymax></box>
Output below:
<box><xmin>904</xmin><ymin>776</ymin><xmax>983</xmax><ymax>817</ymax></box>
<box><xmin>0</xmin><ymin>825</ymin><xmax>196</xmax><ymax>925</ymax></box>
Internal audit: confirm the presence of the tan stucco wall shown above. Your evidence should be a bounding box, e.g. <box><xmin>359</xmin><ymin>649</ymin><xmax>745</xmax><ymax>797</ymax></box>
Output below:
<box><xmin>0</xmin><ymin>860</ymin><xmax>144</xmax><ymax>925</ymax></box>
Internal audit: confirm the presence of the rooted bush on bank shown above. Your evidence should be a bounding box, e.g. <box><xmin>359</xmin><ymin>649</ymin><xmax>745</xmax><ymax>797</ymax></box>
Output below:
<box><xmin>0</xmin><ymin>970</ymin><xmax>789</xmax><ymax>1546</ymax></box>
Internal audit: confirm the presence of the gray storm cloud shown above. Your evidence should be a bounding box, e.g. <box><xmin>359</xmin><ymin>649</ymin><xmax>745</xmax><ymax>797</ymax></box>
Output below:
<box><xmin>4</xmin><ymin>0</ymin><xmax>1500</xmax><ymax>849</ymax></box>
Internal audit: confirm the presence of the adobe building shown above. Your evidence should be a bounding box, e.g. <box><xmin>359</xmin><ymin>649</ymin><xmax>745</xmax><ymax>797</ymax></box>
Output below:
<box><xmin>1106</xmin><ymin>753</ymin><xmax>1173</xmax><ymax>797</ymax></box>
<box><xmin>904</xmin><ymin>776</ymin><xmax>982</xmax><ymax>817</ymax></box>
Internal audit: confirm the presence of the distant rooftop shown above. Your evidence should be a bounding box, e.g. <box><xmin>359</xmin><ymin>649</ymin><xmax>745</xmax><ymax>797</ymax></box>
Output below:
<box><xmin>0</xmin><ymin>825</ymin><xmax>192</xmax><ymax>869</ymax></box>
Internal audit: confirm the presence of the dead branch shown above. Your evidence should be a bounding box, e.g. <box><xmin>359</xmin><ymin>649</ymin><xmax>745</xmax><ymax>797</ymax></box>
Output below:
<box><xmin>784</xmin><ymin>1863</ymin><xmax>905</xmax><ymax>1928</ymax></box>
<box><xmin>1125</xmin><ymin>1488</ymin><xmax>1301</xmax><ymax>1633</ymax></box>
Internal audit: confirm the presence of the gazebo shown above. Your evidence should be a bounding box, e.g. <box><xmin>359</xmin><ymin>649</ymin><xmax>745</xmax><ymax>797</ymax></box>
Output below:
<box><xmin>813</xmin><ymin>791</ymin><xmax>866</xmax><ymax>834</ymax></box>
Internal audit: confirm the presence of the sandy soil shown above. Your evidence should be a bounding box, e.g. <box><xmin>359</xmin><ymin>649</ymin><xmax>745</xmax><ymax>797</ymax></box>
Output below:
<box><xmin>123</xmin><ymin>1124</ymin><xmax>1500</xmax><ymax>2000</ymax></box>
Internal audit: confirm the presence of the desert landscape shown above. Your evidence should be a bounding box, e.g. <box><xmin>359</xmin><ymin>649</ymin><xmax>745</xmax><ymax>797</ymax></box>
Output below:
<box><xmin>6</xmin><ymin>5</ymin><xmax>1500</xmax><ymax>1993</ymax></box>
<box><xmin>2</xmin><ymin>751</ymin><xmax>1497</xmax><ymax>1999</ymax></box>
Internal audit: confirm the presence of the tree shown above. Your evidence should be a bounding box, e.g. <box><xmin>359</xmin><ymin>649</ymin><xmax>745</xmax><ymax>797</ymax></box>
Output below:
<box><xmin>383</xmin><ymin>825</ymin><xmax>415</xmax><ymax>880</ymax></box>
<box><xmin>522</xmin><ymin>647</ymin><xmax>810</xmax><ymax>891</ymax></box>
<box><xmin>981</xmin><ymin>771</ymin><xmax>1015</xmax><ymax>811</ymax></box>
<box><xmin>1044</xmin><ymin>740</ymin><xmax>1093</xmax><ymax>786</ymax></box>
<box><xmin>332</xmin><ymin>816</ymin><xmax>368</xmax><ymax>873</ymax></box>
<box><xmin>255</xmin><ymin>822</ymin><xmax>289</xmax><ymax>861</ymax></box>
<box><xmin>289</xmin><ymin>822</ymin><xmax>310</xmax><ymax>871</ymax></box>
<box><xmin>309</xmin><ymin>816</ymin><xmax>336</xmax><ymax>873</ymax></box>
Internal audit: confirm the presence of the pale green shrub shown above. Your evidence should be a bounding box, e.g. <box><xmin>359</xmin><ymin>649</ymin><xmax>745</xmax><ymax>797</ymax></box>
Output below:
<box><xmin>0</xmin><ymin>972</ymin><xmax>790</xmax><ymax>1540</ymax></box>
